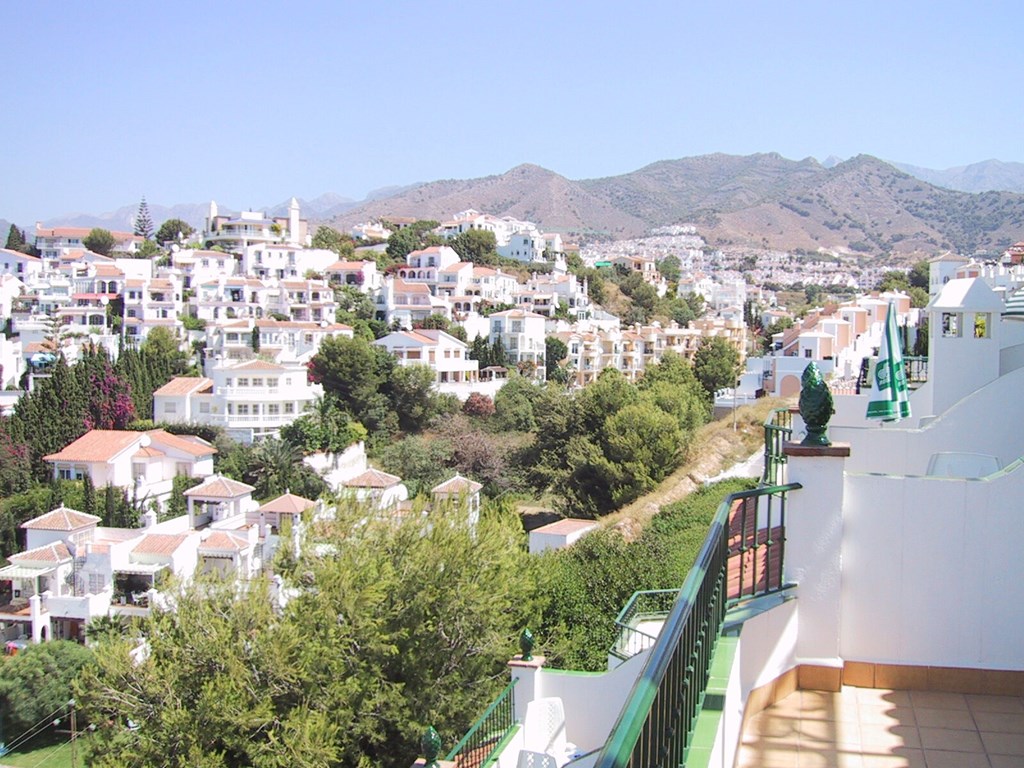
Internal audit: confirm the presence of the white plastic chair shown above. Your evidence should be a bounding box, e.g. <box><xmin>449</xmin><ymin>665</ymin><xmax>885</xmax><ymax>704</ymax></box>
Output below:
<box><xmin>521</xmin><ymin>697</ymin><xmax>576</xmax><ymax>766</ymax></box>
<box><xmin>517</xmin><ymin>750</ymin><xmax>558</xmax><ymax>768</ymax></box>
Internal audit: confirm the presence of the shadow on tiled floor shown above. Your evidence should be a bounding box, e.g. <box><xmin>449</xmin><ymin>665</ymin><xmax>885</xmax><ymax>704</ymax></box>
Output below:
<box><xmin>736</xmin><ymin>686</ymin><xmax>1024</xmax><ymax>767</ymax></box>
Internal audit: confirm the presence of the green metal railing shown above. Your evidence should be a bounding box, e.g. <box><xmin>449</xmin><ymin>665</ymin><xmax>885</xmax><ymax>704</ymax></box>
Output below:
<box><xmin>594</xmin><ymin>483</ymin><xmax>801</xmax><ymax>768</ymax></box>
<box><xmin>445</xmin><ymin>679</ymin><xmax>518</xmax><ymax>768</ymax></box>
<box><xmin>609</xmin><ymin>589</ymin><xmax>680</xmax><ymax>661</ymax></box>
<box><xmin>762</xmin><ymin>408</ymin><xmax>793</xmax><ymax>485</ymax></box>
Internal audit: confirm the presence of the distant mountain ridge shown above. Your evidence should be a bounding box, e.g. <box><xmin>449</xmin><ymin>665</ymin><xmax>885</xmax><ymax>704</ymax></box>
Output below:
<box><xmin>26</xmin><ymin>153</ymin><xmax>1024</xmax><ymax>258</ymax></box>
<box><xmin>890</xmin><ymin>159</ymin><xmax>1024</xmax><ymax>194</ymax></box>
<box><xmin>328</xmin><ymin>154</ymin><xmax>1024</xmax><ymax>256</ymax></box>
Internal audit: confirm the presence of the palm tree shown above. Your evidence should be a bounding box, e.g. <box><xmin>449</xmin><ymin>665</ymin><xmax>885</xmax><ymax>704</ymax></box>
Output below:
<box><xmin>248</xmin><ymin>438</ymin><xmax>305</xmax><ymax>499</ymax></box>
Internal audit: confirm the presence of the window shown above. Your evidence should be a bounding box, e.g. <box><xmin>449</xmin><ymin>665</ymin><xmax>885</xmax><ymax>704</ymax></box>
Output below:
<box><xmin>268</xmin><ymin>378</ymin><xmax>278</xmax><ymax>387</ymax></box>
<box><xmin>975</xmin><ymin>313</ymin><xmax>991</xmax><ymax>338</ymax></box>
<box><xmin>804</xmin><ymin>349</ymin><xmax>813</xmax><ymax>358</ymax></box>
<box><xmin>252</xmin><ymin>378</ymin><xmax>263</xmax><ymax>387</ymax></box>
<box><xmin>267</xmin><ymin>404</ymin><xmax>280</xmax><ymax>415</ymax></box>
<box><xmin>237</xmin><ymin>404</ymin><xmax>249</xmax><ymax>415</ymax></box>
<box><xmin>941</xmin><ymin>312</ymin><xmax>962</xmax><ymax>338</ymax></box>
<box><xmin>132</xmin><ymin>463</ymin><xmax>145</xmax><ymax>480</ymax></box>
<box><xmin>237</xmin><ymin>377</ymin><xmax>249</xmax><ymax>387</ymax></box>
<box><xmin>199</xmin><ymin>402</ymin><xmax>210</xmax><ymax>414</ymax></box>
<box><xmin>284</xmin><ymin>403</ymin><xmax>295</xmax><ymax>414</ymax></box>
<box><xmin>176</xmin><ymin>462</ymin><xmax>190</xmax><ymax>476</ymax></box>
<box><xmin>164</xmin><ymin>402</ymin><xmax>177</xmax><ymax>414</ymax></box>
<box><xmin>88</xmin><ymin>573</ymin><xmax>105</xmax><ymax>594</ymax></box>
<box><xmin>58</xmin><ymin>467</ymin><xmax>73</xmax><ymax>480</ymax></box>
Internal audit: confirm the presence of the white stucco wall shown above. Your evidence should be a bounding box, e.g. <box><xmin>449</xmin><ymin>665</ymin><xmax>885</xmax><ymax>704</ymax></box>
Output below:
<box><xmin>841</xmin><ymin>467</ymin><xmax>1024</xmax><ymax>670</ymax></box>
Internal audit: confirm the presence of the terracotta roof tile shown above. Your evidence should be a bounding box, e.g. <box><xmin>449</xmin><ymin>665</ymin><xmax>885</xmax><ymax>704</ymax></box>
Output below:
<box><xmin>153</xmin><ymin>377</ymin><xmax>214</xmax><ymax>397</ymax></box>
<box><xmin>132</xmin><ymin>533</ymin><xmax>188</xmax><ymax>557</ymax></box>
<box><xmin>184</xmin><ymin>475</ymin><xmax>255</xmax><ymax>499</ymax></box>
<box><xmin>199</xmin><ymin>531</ymin><xmax>249</xmax><ymax>551</ymax></box>
<box><xmin>345</xmin><ymin>468</ymin><xmax>402</xmax><ymax>489</ymax></box>
<box><xmin>258</xmin><ymin>493</ymin><xmax>316</xmax><ymax>515</ymax></box>
<box><xmin>21</xmin><ymin>505</ymin><xmax>101</xmax><ymax>531</ymax></box>
<box><xmin>147</xmin><ymin>430</ymin><xmax>217</xmax><ymax>458</ymax></box>
<box><xmin>432</xmin><ymin>474</ymin><xmax>483</xmax><ymax>495</ymax></box>
<box><xmin>10</xmin><ymin>541</ymin><xmax>73</xmax><ymax>564</ymax></box>
<box><xmin>230</xmin><ymin>359</ymin><xmax>284</xmax><ymax>371</ymax></box>
<box><xmin>43</xmin><ymin>430</ymin><xmax>141</xmax><ymax>463</ymax></box>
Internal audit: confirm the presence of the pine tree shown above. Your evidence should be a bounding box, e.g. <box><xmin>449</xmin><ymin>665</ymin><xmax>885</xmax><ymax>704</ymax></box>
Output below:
<box><xmin>5</xmin><ymin>224</ymin><xmax>26</xmax><ymax>251</ymax></box>
<box><xmin>134</xmin><ymin>197</ymin><xmax>154</xmax><ymax>240</ymax></box>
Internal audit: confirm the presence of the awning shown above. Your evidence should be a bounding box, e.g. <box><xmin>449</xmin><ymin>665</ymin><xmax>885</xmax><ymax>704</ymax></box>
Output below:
<box><xmin>114</xmin><ymin>564</ymin><xmax>167</xmax><ymax>576</ymax></box>
<box><xmin>0</xmin><ymin>565</ymin><xmax>49</xmax><ymax>580</ymax></box>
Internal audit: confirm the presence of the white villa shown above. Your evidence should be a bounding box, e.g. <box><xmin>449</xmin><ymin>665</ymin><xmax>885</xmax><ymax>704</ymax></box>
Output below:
<box><xmin>155</xmin><ymin>357</ymin><xmax>321</xmax><ymax>443</ymax></box>
<box><xmin>373</xmin><ymin>329</ymin><xmax>481</xmax><ymax>399</ymax></box>
<box><xmin>43</xmin><ymin>429</ymin><xmax>216</xmax><ymax>508</ymax></box>
<box><xmin>490</xmin><ymin>309</ymin><xmax>547</xmax><ymax>379</ymax></box>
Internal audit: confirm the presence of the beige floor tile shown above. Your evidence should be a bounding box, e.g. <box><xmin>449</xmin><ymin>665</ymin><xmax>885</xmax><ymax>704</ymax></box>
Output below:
<box><xmin>909</xmin><ymin>691</ymin><xmax>969</xmax><ymax>710</ymax></box>
<box><xmin>913</xmin><ymin>706</ymin><xmax>977</xmax><ymax>730</ymax></box>
<box><xmin>858</xmin><ymin>725</ymin><xmax>920</xmax><ymax>750</ymax></box>
<box><xmin>796</xmin><ymin>746</ymin><xmax>850</xmax><ymax>767</ymax></box>
<box><xmin>967</xmin><ymin>694</ymin><xmax>1024</xmax><ymax>714</ymax></box>
<box><xmin>857</xmin><ymin>688</ymin><xmax>912</xmax><ymax>708</ymax></box>
<box><xmin>918</xmin><ymin>726</ymin><xmax>984</xmax><ymax>752</ymax></box>
<box><xmin>858</xmin><ymin>705</ymin><xmax>916</xmax><ymax>727</ymax></box>
<box><xmin>860</xmin><ymin>747</ymin><xmax>926</xmax><ymax>768</ymax></box>
<box><xmin>975</xmin><ymin>711</ymin><xmax>1024</xmax><ymax>734</ymax></box>
<box><xmin>990</xmin><ymin>755</ymin><xmax>1024</xmax><ymax>768</ymax></box>
<box><xmin>982</xmin><ymin>731</ymin><xmax>1024</xmax><ymax>756</ymax></box>
<box><xmin>922</xmin><ymin>749</ymin><xmax>991</xmax><ymax>768</ymax></box>
<box><xmin>736</xmin><ymin>743</ymin><xmax>800</xmax><ymax>767</ymax></box>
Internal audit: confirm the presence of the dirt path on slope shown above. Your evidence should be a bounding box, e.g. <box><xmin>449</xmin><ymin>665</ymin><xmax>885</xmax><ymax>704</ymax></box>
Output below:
<box><xmin>600</xmin><ymin>398</ymin><xmax>790</xmax><ymax>538</ymax></box>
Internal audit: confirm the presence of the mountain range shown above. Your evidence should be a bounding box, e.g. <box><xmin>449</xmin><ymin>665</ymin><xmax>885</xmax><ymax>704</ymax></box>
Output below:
<box><xmin>21</xmin><ymin>155</ymin><xmax>1024</xmax><ymax>258</ymax></box>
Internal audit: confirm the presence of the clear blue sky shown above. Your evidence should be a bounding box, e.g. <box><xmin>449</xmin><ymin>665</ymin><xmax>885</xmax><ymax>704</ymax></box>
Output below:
<box><xmin>2</xmin><ymin>0</ymin><xmax>1021</xmax><ymax>224</ymax></box>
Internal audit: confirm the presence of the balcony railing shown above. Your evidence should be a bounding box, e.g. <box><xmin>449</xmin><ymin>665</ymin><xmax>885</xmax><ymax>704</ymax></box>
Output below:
<box><xmin>445</xmin><ymin>678</ymin><xmax>518</xmax><ymax>768</ymax></box>
<box><xmin>609</xmin><ymin>589</ymin><xmax>679</xmax><ymax>662</ymax></box>
<box><xmin>594</xmin><ymin>483</ymin><xmax>800</xmax><ymax>768</ymax></box>
<box><xmin>762</xmin><ymin>408</ymin><xmax>793</xmax><ymax>485</ymax></box>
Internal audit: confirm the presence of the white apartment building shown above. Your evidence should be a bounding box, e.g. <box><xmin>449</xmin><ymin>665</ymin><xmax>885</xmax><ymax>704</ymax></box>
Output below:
<box><xmin>489</xmin><ymin>309</ymin><xmax>547</xmax><ymax>380</ymax></box>
<box><xmin>0</xmin><ymin>247</ymin><xmax>43</xmax><ymax>283</ymax></box>
<box><xmin>169</xmin><ymin>249</ymin><xmax>237</xmax><ymax>290</ymax></box>
<box><xmin>155</xmin><ymin>358</ymin><xmax>321</xmax><ymax>443</ymax></box>
<box><xmin>202</xmin><ymin>198</ymin><xmax>308</xmax><ymax>253</ymax></box>
<box><xmin>34</xmin><ymin>225</ymin><xmax>142</xmax><ymax>262</ymax></box>
<box><xmin>373</xmin><ymin>329</ymin><xmax>480</xmax><ymax>398</ymax></box>
<box><xmin>204</xmin><ymin>318</ymin><xmax>354</xmax><ymax>366</ymax></box>
<box><xmin>268</xmin><ymin>279</ymin><xmax>337</xmax><ymax>323</ymax></box>
<box><xmin>241</xmin><ymin>244</ymin><xmax>338</xmax><ymax>280</ymax></box>
<box><xmin>324</xmin><ymin>260</ymin><xmax>382</xmax><ymax>293</ymax></box>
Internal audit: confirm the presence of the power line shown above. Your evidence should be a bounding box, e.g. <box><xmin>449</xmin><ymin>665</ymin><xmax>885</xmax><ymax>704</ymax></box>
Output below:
<box><xmin>1</xmin><ymin>704</ymin><xmax>70</xmax><ymax>754</ymax></box>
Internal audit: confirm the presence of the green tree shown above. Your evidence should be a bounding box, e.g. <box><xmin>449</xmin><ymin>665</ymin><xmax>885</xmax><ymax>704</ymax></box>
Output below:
<box><xmin>378</xmin><ymin>435</ymin><xmax>454</xmax><ymax>496</ymax></box>
<box><xmin>493</xmin><ymin>373</ymin><xmax>537</xmax><ymax>431</ymax></box>
<box><xmin>280</xmin><ymin>397</ymin><xmax>368</xmax><ymax>454</ymax></box>
<box><xmin>5</xmin><ymin>224</ymin><xmax>30</xmax><ymax>253</ymax></box>
<box><xmin>385</xmin><ymin>364</ymin><xmax>443</xmax><ymax>433</ymax></box>
<box><xmin>384</xmin><ymin>220</ymin><xmax>442</xmax><ymax>263</ymax></box>
<box><xmin>448</xmin><ymin>229</ymin><xmax>498</xmax><ymax>265</ymax></box>
<box><xmin>307</xmin><ymin>336</ymin><xmax>392</xmax><ymax>421</ymax></box>
<box><xmin>311</xmin><ymin>225</ymin><xmax>355</xmax><ymax>257</ymax></box>
<box><xmin>247</xmin><ymin>438</ymin><xmax>325</xmax><ymax>500</ymax></box>
<box><xmin>876</xmin><ymin>270</ymin><xmax>911</xmax><ymax>293</ymax></box>
<box><xmin>0</xmin><ymin>641</ymin><xmax>92</xmax><ymax>739</ymax></box>
<box><xmin>83</xmin><ymin>227</ymin><xmax>116</xmax><ymax>256</ymax></box>
<box><xmin>909</xmin><ymin>260</ymin><xmax>930</xmax><ymax>290</ymax></box>
<box><xmin>544</xmin><ymin>336</ymin><xmax>570</xmax><ymax>384</ymax></box>
<box><xmin>76</xmin><ymin>502</ymin><xmax>539</xmax><ymax>768</ymax></box>
<box><xmin>657</xmin><ymin>254</ymin><xmax>681</xmax><ymax>283</ymax></box>
<box><xmin>155</xmin><ymin>218</ymin><xmax>195</xmax><ymax>245</ymax></box>
<box><xmin>134</xmin><ymin>197</ymin><xmax>154</xmax><ymax>240</ymax></box>
<box><xmin>692</xmin><ymin>336</ymin><xmax>741</xmax><ymax>402</ymax></box>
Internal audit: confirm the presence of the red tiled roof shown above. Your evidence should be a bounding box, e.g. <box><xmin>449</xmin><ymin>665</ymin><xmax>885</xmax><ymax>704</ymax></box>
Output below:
<box><xmin>153</xmin><ymin>377</ymin><xmax>214</xmax><ymax>397</ymax></box>
<box><xmin>345</xmin><ymin>468</ymin><xmax>402</xmax><ymax>489</ymax></box>
<box><xmin>432</xmin><ymin>474</ymin><xmax>482</xmax><ymax>494</ymax></box>
<box><xmin>21</xmin><ymin>505</ymin><xmax>102</xmax><ymax>531</ymax></box>
<box><xmin>43</xmin><ymin>431</ymin><xmax>142</xmax><ymax>463</ymax></box>
<box><xmin>184</xmin><ymin>475</ymin><xmax>254</xmax><ymax>499</ymax></box>
<box><xmin>230</xmin><ymin>359</ymin><xmax>284</xmax><ymax>371</ymax></box>
<box><xmin>533</xmin><ymin>519</ymin><xmax>598</xmax><ymax>536</ymax></box>
<box><xmin>258</xmin><ymin>493</ymin><xmax>316</xmax><ymax>515</ymax></box>
<box><xmin>132</xmin><ymin>533</ymin><xmax>188</xmax><ymax>556</ymax></box>
<box><xmin>147</xmin><ymin>430</ymin><xmax>216</xmax><ymax>458</ymax></box>
<box><xmin>9</xmin><ymin>540</ymin><xmax>73</xmax><ymax>564</ymax></box>
<box><xmin>199</xmin><ymin>531</ymin><xmax>249</xmax><ymax>551</ymax></box>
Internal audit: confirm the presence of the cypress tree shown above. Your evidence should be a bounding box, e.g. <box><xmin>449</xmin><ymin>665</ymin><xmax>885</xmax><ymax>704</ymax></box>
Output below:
<box><xmin>134</xmin><ymin>197</ymin><xmax>154</xmax><ymax>240</ymax></box>
<box><xmin>5</xmin><ymin>224</ymin><xmax>26</xmax><ymax>251</ymax></box>
<box><xmin>82</xmin><ymin>475</ymin><xmax>96</xmax><ymax>517</ymax></box>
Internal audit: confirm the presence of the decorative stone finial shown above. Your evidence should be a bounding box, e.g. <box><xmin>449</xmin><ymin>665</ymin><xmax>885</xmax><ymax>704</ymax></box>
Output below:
<box><xmin>798</xmin><ymin>362</ymin><xmax>835</xmax><ymax>447</ymax></box>
<box><xmin>519</xmin><ymin>627</ymin><xmax>534</xmax><ymax>661</ymax></box>
<box><xmin>421</xmin><ymin>725</ymin><xmax>442</xmax><ymax>768</ymax></box>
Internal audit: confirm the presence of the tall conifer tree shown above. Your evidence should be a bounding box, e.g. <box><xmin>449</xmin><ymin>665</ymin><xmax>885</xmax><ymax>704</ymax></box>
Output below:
<box><xmin>134</xmin><ymin>197</ymin><xmax>154</xmax><ymax>240</ymax></box>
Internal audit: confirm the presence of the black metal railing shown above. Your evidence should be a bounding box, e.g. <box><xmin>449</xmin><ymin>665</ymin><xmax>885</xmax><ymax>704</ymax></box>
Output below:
<box><xmin>594</xmin><ymin>483</ymin><xmax>800</xmax><ymax>768</ymax></box>
<box><xmin>445</xmin><ymin>678</ymin><xmax>518</xmax><ymax>768</ymax></box>
<box><xmin>762</xmin><ymin>408</ymin><xmax>793</xmax><ymax>485</ymax></box>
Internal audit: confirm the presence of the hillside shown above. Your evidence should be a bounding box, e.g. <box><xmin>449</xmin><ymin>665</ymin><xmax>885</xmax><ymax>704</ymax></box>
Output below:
<box><xmin>330</xmin><ymin>163</ymin><xmax>647</xmax><ymax>239</ymax></box>
<box><xmin>329</xmin><ymin>154</ymin><xmax>1024</xmax><ymax>257</ymax></box>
